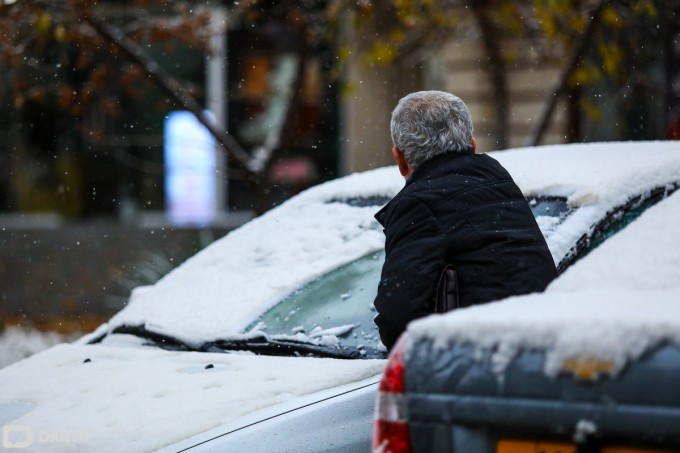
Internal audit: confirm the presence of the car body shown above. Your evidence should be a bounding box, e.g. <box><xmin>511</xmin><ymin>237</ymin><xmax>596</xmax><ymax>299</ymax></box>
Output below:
<box><xmin>0</xmin><ymin>168</ymin><xmax>400</xmax><ymax>453</ymax></box>
<box><xmin>1</xmin><ymin>141</ymin><xmax>677</xmax><ymax>452</ymax></box>
<box><xmin>373</xmin><ymin>141</ymin><xmax>680</xmax><ymax>453</ymax></box>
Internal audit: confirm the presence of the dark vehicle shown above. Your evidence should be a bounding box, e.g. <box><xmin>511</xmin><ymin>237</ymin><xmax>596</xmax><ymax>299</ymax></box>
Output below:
<box><xmin>373</xmin><ymin>143</ymin><xmax>680</xmax><ymax>453</ymax></box>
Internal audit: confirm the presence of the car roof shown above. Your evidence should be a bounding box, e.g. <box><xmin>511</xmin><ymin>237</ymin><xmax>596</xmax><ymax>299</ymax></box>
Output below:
<box><xmin>86</xmin><ymin>141</ymin><xmax>680</xmax><ymax>346</ymax></box>
<box><xmin>495</xmin><ymin>141</ymin><xmax>680</xmax><ymax>208</ymax></box>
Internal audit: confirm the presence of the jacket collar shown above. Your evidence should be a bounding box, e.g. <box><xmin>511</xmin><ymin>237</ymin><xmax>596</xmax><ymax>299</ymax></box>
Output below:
<box><xmin>375</xmin><ymin>150</ymin><xmax>472</xmax><ymax>226</ymax></box>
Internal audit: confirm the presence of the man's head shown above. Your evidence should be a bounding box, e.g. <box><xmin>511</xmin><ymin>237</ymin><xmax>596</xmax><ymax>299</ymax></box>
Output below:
<box><xmin>390</xmin><ymin>91</ymin><xmax>475</xmax><ymax>177</ymax></box>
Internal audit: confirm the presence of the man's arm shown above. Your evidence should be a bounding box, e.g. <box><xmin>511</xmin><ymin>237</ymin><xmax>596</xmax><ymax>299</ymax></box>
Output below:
<box><xmin>374</xmin><ymin>196</ymin><xmax>448</xmax><ymax>350</ymax></box>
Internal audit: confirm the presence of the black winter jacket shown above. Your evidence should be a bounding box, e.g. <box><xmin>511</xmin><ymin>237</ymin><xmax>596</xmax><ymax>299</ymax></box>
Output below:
<box><xmin>374</xmin><ymin>152</ymin><xmax>557</xmax><ymax>350</ymax></box>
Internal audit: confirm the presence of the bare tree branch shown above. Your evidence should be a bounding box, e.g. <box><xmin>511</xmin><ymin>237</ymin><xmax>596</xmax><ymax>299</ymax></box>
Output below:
<box><xmin>526</xmin><ymin>0</ymin><xmax>610</xmax><ymax>146</ymax></box>
<box><xmin>472</xmin><ymin>1</ymin><xmax>509</xmax><ymax>149</ymax></box>
<box><xmin>84</xmin><ymin>13</ymin><xmax>262</xmax><ymax>183</ymax></box>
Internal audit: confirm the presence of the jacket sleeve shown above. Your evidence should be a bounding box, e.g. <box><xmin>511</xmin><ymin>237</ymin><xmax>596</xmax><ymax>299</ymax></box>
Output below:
<box><xmin>374</xmin><ymin>195</ymin><xmax>448</xmax><ymax>351</ymax></box>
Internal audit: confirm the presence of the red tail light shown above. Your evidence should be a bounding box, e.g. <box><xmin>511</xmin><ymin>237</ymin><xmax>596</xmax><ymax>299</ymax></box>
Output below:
<box><xmin>372</xmin><ymin>334</ymin><xmax>411</xmax><ymax>453</ymax></box>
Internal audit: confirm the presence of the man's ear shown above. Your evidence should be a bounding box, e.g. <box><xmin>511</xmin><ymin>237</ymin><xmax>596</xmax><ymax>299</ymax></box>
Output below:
<box><xmin>392</xmin><ymin>147</ymin><xmax>411</xmax><ymax>178</ymax></box>
<box><xmin>471</xmin><ymin>137</ymin><xmax>477</xmax><ymax>154</ymax></box>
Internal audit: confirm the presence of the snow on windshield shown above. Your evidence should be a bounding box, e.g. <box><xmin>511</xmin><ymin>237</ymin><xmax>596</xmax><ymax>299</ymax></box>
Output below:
<box><xmin>86</xmin><ymin>167</ymin><xmax>403</xmax><ymax>345</ymax></box>
<box><xmin>407</xmin><ymin>189</ymin><xmax>680</xmax><ymax>377</ymax></box>
<box><xmin>90</xmin><ymin>141</ymin><xmax>680</xmax><ymax>347</ymax></box>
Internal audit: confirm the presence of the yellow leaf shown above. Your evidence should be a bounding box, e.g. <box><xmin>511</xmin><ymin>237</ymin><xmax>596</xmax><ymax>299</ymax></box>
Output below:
<box><xmin>569</xmin><ymin>65</ymin><xmax>601</xmax><ymax>87</ymax></box>
<box><xmin>366</xmin><ymin>41</ymin><xmax>396</xmax><ymax>65</ymax></box>
<box><xmin>338</xmin><ymin>45</ymin><xmax>352</xmax><ymax>62</ymax></box>
<box><xmin>389</xmin><ymin>28</ymin><xmax>405</xmax><ymax>43</ymax></box>
<box><xmin>602</xmin><ymin>5</ymin><xmax>623</xmax><ymax>28</ymax></box>
<box><xmin>598</xmin><ymin>42</ymin><xmax>622</xmax><ymax>77</ymax></box>
<box><xmin>35</xmin><ymin>12</ymin><xmax>51</xmax><ymax>34</ymax></box>
<box><xmin>54</xmin><ymin>24</ymin><xmax>66</xmax><ymax>42</ymax></box>
<box><xmin>632</xmin><ymin>0</ymin><xmax>657</xmax><ymax>17</ymax></box>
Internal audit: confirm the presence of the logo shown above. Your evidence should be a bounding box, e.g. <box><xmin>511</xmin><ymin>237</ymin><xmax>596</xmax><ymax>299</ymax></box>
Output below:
<box><xmin>2</xmin><ymin>425</ymin><xmax>91</xmax><ymax>449</ymax></box>
<box><xmin>2</xmin><ymin>425</ymin><xmax>33</xmax><ymax>449</ymax></box>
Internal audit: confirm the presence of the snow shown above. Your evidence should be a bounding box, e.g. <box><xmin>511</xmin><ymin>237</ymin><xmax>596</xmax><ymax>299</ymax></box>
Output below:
<box><xmin>83</xmin><ymin>166</ymin><xmax>404</xmax><ymax>345</ymax></box>
<box><xmin>0</xmin><ymin>343</ymin><xmax>385</xmax><ymax>452</ymax></box>
<box><xmin>92</xmin><ymin>141</ymin><xmax>680</xmax><ymax>346</ymax></box>
<box><xmin>0</xmin><ymin>167</ymin><xmax>402</xmax><ymax>451</ymax></box>
<box><xmin>407</xmin><ymin>189</ymin><xmax>680</xmax><ymax>378</ymax></box>
<box><xmin>0</xmin><ymin>327</ymin><xmax>78</xmax><ymax>369</ymax></box>
<box><xmin>495</xmin><ymin>141</ymin><xmax>680</xmax><ymax>263</ymax></box>
<box><xmin>409</xmin><ymin>288</ymin><xmax>680</xmax><ymax>377</ymax></box>
<box><xmin>496</xmin><ymin>141</ymin><xmax>680</xmax><ymax>208</ymax></box>
<box><xmin>3</xmin><ymin>140</ymin><xmax>679</xmax><ymax>450</ymax></box>
<box><xmin>549</xmin><ymin>187</ymin><xmax>680</xmax><ymax>292</ymax></box>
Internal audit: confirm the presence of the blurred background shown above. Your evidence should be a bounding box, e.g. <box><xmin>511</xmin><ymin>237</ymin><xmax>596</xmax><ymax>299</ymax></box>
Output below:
<box><xmin>0</xmin><ymin>0</ymin><xmax>678</xmax><ymax>358</ymax></box>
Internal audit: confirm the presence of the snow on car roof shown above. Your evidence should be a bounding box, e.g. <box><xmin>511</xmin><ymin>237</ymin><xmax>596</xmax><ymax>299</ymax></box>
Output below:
<box><xmin>407</xmin><ymin>189</ymin><xmax>680</xmax><ymax>378</ymax></box>
<box><xmin>497</xmin><ymin>141</ymin><xmax>680</xmax><ymax>262</ymax></box>
<box><xmin>94</xmin><ymin>141</ymin><xmax>680</xmax><ymax>345</ymax></box>
<box><xmin>496</xmin><ymin>140</ymin><xmax>680</xmax><ymax>207</ymax></box>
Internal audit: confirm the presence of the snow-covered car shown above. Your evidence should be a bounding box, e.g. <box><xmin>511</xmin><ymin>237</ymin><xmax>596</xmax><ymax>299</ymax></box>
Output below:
<box><xmin>373</xmin><ymin>142</ymin><xmax>680</xmax><ymax>453</ymax></box>
<box><xmin>1</xmin><ymin>141</ymin><xmax>678</xmax><ymax>452</ymax></box>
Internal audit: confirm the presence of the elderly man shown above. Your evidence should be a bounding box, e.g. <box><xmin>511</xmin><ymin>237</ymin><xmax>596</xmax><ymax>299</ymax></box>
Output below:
<box><xmin>374</xmin><ymin>91</ymin><xmax>557</xmax><ymax>351</ymax></box>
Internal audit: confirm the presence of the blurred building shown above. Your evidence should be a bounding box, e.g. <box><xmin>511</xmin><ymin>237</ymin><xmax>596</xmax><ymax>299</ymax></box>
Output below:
<box><xmin>0</xmin><ymin>1</ymin><xmax>340</xmax><ymax>329</ymax></box>
<box><xmin>343</xmin><ymin>2</ymin><xmax>679</xmax><ymax>171</ymax></box>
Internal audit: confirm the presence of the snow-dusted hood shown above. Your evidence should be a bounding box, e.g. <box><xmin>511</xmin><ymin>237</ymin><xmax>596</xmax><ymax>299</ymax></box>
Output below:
<box><xmin>92</xmin><ymin>141</ymin><xmax>680</xmax><ymax>346</ymax></box>
<box><xmin>0</xmin><ymin>343</ymin><xmax>385</xmax><ymax>452</ymax></box>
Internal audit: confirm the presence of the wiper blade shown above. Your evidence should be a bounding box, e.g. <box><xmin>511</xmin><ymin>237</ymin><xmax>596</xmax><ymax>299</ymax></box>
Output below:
<box><xmin>91</xmin><ymin>324</ymin><xmax>197</xmax><ymax>351</ymax></box>
<box><xmin>200</xmin><ymin>336</ymin><xmax>363</xmax><ymax>359</ymax></box>
<box><xmin>90</xmin><ymin>325</ymin><xmax>383</xmax><ymax>359</ymax></box>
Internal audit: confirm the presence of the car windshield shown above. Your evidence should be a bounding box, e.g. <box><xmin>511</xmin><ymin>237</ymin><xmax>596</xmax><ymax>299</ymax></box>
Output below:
<box><xmin>242</xmin><ymin>196</ymin><xmax>568</xmax><ymax>357</ymax></box>
<box><xmin>244</xmin><ymin>250</ymin><xmax>385</xmax><ymax>356</ymax></box>
<box><xmin>92</xmin><ymin>191</ymin><xmax>675</xmax><ymax>358</ymax></box>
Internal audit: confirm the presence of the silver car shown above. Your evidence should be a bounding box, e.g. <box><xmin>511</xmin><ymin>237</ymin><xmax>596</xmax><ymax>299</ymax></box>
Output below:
<box><xmin>2</xmin><ymin>141</ymin><xmax>677</xmax><ymax>452</ymax></box>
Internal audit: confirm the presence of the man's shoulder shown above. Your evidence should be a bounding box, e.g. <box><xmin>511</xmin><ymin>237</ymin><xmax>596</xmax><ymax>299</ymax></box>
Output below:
<box><xmin>375</xmin><ymin>152</ymin><xmax>515</xmax><ymax>225</ymax></box>
<box><xmin>374</xmin><ymin>188</ymin><xmax>435</xmax><ymax>227</ymax></box>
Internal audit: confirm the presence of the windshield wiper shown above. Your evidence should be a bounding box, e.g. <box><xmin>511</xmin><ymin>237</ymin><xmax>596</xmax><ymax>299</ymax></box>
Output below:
<box><xmin>200</xmin><ymin>336</ymin><xmax>364</xmax><ymax>359</ymax></box>
<box><xmin>89</xmin><ymin>325</ymin><xmax>197</xmax><ymax>351</ymax></box>
<box><xmin>90</xmin><ymin>325</ymin><xmax>375</xmax><ymax>359</ymax></box>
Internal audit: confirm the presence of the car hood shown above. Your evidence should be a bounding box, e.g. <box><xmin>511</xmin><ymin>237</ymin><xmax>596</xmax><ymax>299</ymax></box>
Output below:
<box><xmin>0</xmin><ymin>343</ymin><xmax>385</xmax><ymax>452</ymax></box>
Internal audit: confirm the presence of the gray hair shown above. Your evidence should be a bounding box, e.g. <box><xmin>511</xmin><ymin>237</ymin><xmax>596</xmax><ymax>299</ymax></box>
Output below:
<box><xmin>390</xmin><ymin>91</ymin><xmax>474</xmax><ymax>168</ymax></box>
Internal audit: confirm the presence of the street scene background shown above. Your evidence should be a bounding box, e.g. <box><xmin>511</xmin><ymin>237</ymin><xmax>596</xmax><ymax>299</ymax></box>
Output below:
<box><xmin>1</xmin><ymin>0</ymin><xmax>679</xmax><ymax>366</ymax></box>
